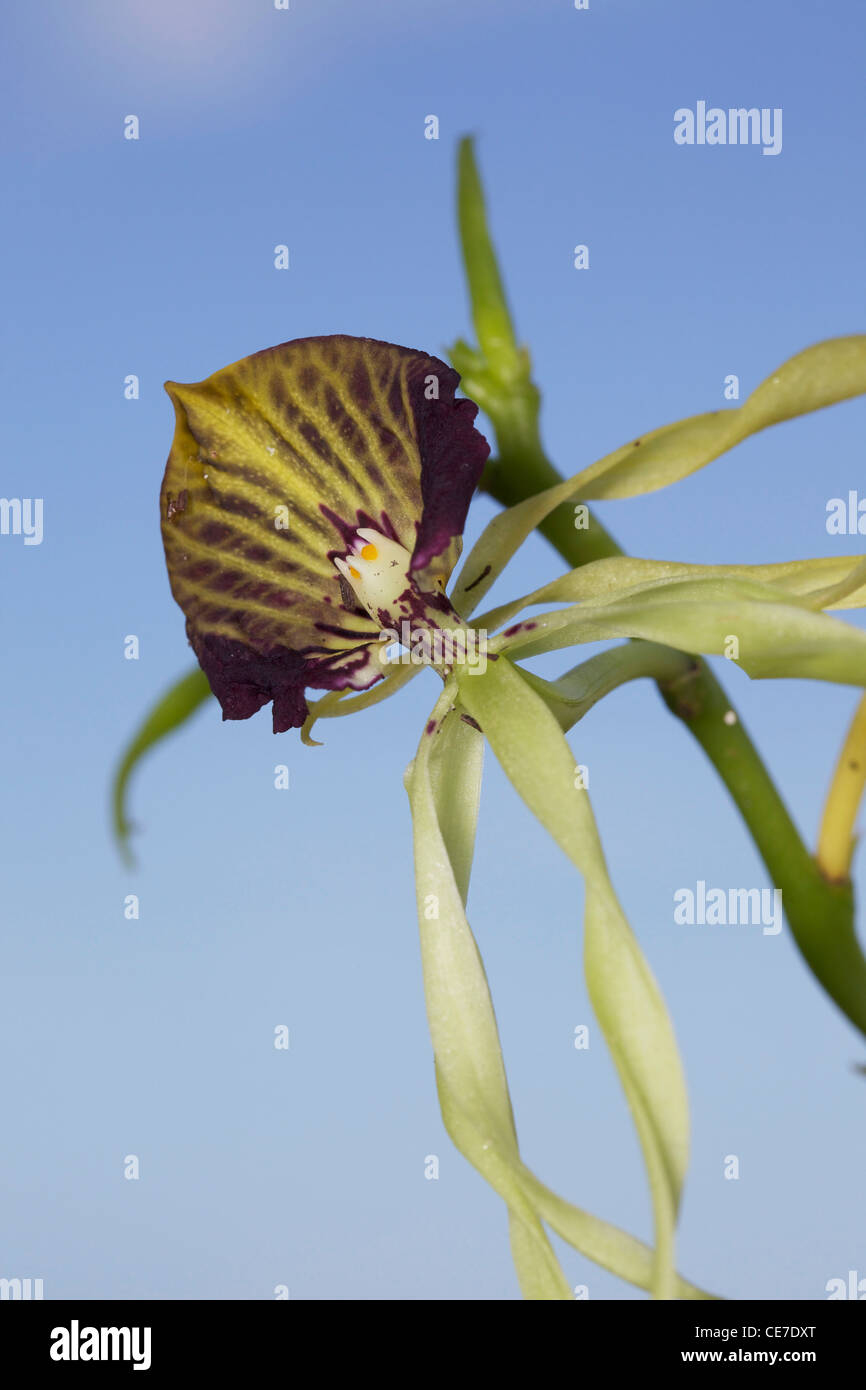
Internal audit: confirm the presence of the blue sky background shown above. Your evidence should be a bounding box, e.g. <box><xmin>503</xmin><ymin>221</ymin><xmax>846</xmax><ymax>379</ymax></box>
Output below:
<box><xmin>2</xmin><ymin>0</ymin><xmax>864</xmax><ymax>1300</ymax></box>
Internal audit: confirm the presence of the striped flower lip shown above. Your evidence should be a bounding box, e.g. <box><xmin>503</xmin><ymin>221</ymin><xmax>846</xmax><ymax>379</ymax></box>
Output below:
<box><xmin>160</xmin><ymin>334</ymin><xmax>490</xmax><ymax>732</ymax></box>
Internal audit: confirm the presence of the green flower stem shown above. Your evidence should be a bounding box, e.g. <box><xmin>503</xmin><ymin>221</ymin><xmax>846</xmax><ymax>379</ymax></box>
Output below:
<box><xmin>453</xmin><ymin>135</ymin><xmax>622</xmax><ymax>570</ymax></box>
<box><xmin>657</xmin><ymin>663</ymin><xmax>866</xmax><ymax>1035</ymax></box>
<box><xmin>455</xmin><ymin>137</ymin><xmax>519</xmax><ymax>377</ymax></box>
<box><xmin>481</xmin><ymin>431</ymin><xmax>866</xmax><ymax>1033</ymax></box>
<box><xmin>482</xmin><ymin>455</ymin><xmax>866</xmax><ymax>1036</ymax></box>
<box><xmin>455</xmin><ymin>134</ymin><xmax>866</xmax><ymax>1040</ymax></box>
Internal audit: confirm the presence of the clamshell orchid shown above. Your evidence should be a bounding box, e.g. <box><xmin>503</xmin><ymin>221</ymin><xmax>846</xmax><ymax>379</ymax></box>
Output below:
<box><xmin>160</xmin><ymin>334</ymin><xmax>490</xmax><ymax>731</ymax></box>
<box><xmin>113</xmin><ymin>138</ymin><xmax>866</xmax><ymax>1304</ymax></box>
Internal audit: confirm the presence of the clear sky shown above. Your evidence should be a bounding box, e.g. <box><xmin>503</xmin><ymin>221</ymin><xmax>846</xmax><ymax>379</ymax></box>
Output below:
<box><xmin>1</xmin><ymin>0</ymin><xmax>864</xmax><ymax>1300</ymax></box>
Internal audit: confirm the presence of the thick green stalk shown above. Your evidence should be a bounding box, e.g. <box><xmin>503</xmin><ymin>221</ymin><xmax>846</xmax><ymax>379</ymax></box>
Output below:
<box><xmin>481</xmin><ymin>453</ymin><xmax>866</xmax><ymax>1043</ymax></box>
<box><xmin>484</xmin><ymin>457</ymin><xmax>866</xmax><ymax>1036</ymax></box>
<box><xmin>658</xmin><ymin>662</ymin><xmax>864</xmax><ymax>1032</ymax></box>
<box><xmin>456</xmin><ymin>135</ymin><xmax>866</xmax><ymax>1040</ymax></box>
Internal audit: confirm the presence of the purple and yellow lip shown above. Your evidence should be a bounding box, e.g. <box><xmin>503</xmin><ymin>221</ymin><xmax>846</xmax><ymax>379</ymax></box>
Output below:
<box><xmin>160</xmin><ymin>334</ymin><xmax>489</xmax><ymax>731</ymax></box>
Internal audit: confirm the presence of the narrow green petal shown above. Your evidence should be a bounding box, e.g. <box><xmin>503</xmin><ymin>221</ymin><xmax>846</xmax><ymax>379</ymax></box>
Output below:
<box><xmin>475</xmin><ymin>553</ymin><xmax>866</xmax><ymax>636</ymax></box>
<box><xmin>519</xmin><ymin>643</ymin><xmax>695</xmax><ymax>732</ymax></box>
<box><xmin>802</xmin><ymin>555</ymin><xmax>866</xmax><ymax>612</ymax></box>
<box><xmin>409</xmin><ymin>679</ymin><xmax>710</xmax><ymax>1297</ymax></box>
<box><xmin>425</xmin><ymin>701</ymin><xmax>484</xmax><ymax>906</ymax></box>
<box><xmin>111</xmin><ymin>668</ymin><xmax>213</xmax><ymax>865</ymax></box>
<box><xmin>407</xmin><ymin>693</ymin><xmax>524</xmax><ymax>1154</ymax></box>
<box><xmin>496</xmin><ymin>582</ymin><xmax>866</xmax><ymax>687</ymax></box>
<box><xmin>300</xmin><ymin>661</ymin><xmax>421</xmax><ymax>745</ymax></box>
<box><xmin>456</xmin><ymin>658</ymin><xmax>690</xmax><ymax>1300</ymax></box>
<box><xmin>454</xmin><ymin>337</ymin><xmax>866</xmax><ymax>617</ymax></box>
<box><xmin>407</xmin><ymin>690</ymin><xmax>571</xmax><ymax>1297</ymax></box>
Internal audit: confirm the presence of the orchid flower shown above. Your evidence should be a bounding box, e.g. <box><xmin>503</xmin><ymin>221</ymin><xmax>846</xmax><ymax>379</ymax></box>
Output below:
<box><xmin>113</xmin><ymin>138</ymin><xmax>866</xmax><ymax>1301</ymax></box>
